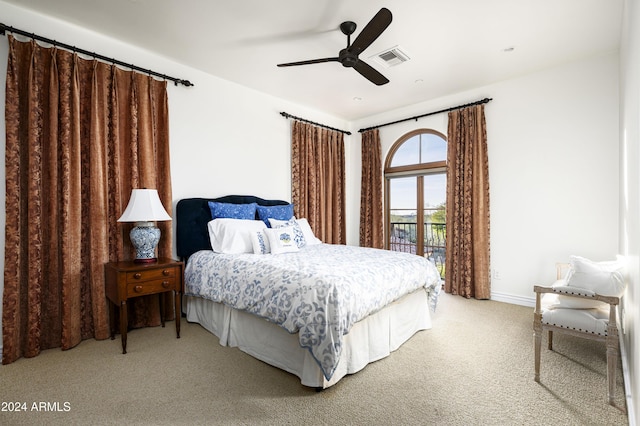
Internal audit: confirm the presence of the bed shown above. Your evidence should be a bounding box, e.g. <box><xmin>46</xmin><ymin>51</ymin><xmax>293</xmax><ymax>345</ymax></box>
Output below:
<box><xmin>177</xmin><ymin>195</ymin><xmax>442</xmax><ymax>389</ymax></box>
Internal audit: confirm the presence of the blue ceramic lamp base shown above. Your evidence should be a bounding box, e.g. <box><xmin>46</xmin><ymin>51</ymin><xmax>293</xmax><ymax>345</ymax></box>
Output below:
<box><xmin>130</xmin><ymin>221</ymin><xmax>161</xmax><ymax>263</ymax></box>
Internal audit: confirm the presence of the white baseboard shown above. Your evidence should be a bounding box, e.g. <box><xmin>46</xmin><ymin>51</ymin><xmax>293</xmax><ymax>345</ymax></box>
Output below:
<box><xmin>491</xmin><ymin>291</ymin><xmax>535</xmax><ymax>307</ymax></box>
<box><xmin>619</xmin><ymin>324</ymin><xmax>635</xmax><ymax>425</ymax></box>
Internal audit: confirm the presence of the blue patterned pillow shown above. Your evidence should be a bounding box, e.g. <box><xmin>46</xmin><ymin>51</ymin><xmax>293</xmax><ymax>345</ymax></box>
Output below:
<box><xmin>256</xmin><ymin>204</ymin><xmax>294</xmax><ymax>227</ymax></box>
<box><xmin>208</xmin><ymin>201</ymin><xmax>257</xmax><ymax>220</ymax></box>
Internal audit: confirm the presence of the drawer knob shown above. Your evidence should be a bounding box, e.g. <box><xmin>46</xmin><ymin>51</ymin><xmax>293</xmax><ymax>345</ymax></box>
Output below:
<box><xmin>162</xmin><ymin>269</ymin><xmax>170</xmax><ymax>276</ymax></box>
<box><xmin>133</xmin><ymin>273</ymin><xmax>142</xmax><ymax>280</ymax></box>
<box><xmin>162</xmin><ymin>281</ymin><xmax>170</xmax><ymax>288</ymax></box>
<box><xmin>134</xmin><ymin>285</ymin><xmax>143</xmax><ymax>293</ymax></box>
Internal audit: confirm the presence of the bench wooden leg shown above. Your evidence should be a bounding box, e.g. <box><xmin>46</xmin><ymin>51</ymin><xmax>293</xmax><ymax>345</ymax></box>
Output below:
<box><xmin>533</xmin><ymin>313</ymin><xmax>542</xmax><ymax>382</ymax></box>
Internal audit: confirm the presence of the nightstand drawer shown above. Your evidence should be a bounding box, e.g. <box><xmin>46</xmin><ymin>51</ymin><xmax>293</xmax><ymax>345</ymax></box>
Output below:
<box><xmin>127</xmin><ymin>278</ymin><xmax>176</xmax><ymax>297</ymax></box>
<box><xmin>126</xmin><ymin>267</ymin><xmax>176</xmax><ymax>283</ymax></box>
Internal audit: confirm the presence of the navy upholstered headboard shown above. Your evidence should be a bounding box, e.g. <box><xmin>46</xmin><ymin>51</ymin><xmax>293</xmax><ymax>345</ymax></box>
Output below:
<box><xmin>176</xmin><ymin>195</ymin><xmax>290</xmax><ymax>261</ymax></box>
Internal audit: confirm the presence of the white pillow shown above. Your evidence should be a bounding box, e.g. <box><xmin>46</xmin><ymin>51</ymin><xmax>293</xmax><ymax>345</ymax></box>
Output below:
<box><xmin>250</xmin><ymin>229</ymin><xmax>271</xmax><ymax>254</ymax></box>
<box><xmin>564</xmin><ymin>255</ymin><xmax>626</xmax><ymax>297</ymax></box>
<box><xmin>207</xmin><ymin>219</ymin><xmax>266</xmax><ymax>254</ymax></box>
<box><xmin>265</xmin><ymin>226</ymin><xmax>299</xmax><ymax>254</ymax></box>
<box><xmin>268</xmin><ymin>217</ymin><xmax>289</xmax><ymax>228</ymax></box>
<box><xmin>296</xmin><ymin>218</ymin><xmax>322</xmax><ymax>245</ymax></box>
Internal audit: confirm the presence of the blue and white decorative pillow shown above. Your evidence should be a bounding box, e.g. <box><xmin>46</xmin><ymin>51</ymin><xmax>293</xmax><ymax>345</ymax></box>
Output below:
<box><xmin>265</xmin><ymin>226</ymin><xmax>299</xmax><ymax>254</ymax></box>
<box><xmin>296</xmin><ymin>218</ymin><xmax>322</xmax><ymax>245</ymax></box>
<box><xmin>256</xmin><ymin>204</ymin><xmax>294</xmax><ymax>227</ymax></box>
<box><xmin>250</xmin><ymin>229</ymin><xmax>271</xmax><ymax>254</ymax></box>
<box><xmin>208</xmin><ymin>201</ymin><xmax>257</xmax><ymax>220</ymax></box>
<box><xmin>269</xmin><ymin>217</ymin><xmax>306</xmax><ymax>248</ymax></box>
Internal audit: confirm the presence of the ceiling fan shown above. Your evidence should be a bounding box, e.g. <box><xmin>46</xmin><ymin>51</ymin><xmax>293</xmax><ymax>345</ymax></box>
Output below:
<box><xmin>277</xmin><ymin>8</ymin><xmax>393</xmax><ymax>86</ymax></box>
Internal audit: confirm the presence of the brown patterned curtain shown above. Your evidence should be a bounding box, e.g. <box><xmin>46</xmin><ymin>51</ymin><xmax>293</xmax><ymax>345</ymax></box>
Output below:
<box><xmin>359</xmin><ymin>129</ymin><xmax>383</xmax><ymax>248</ymax></box>
<box><xmin>444</xmin><ymin>105</ymin><xmax>491</xmax><ymax>299</ymax></box>
<box><xmin>291</xmin><ymin>121</ymin><xmax>345</xmax><ymax>244</ymax></box>
<box><xmin>2</xmin><ymin>35</ymin><xmax>173</xmax><ymax>364</ymax></box>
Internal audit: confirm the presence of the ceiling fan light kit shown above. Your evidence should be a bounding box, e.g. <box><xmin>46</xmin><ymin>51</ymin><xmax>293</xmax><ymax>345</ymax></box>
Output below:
<box><xmin>277</xmin><ymin>8</ymin><xmax>393</xmax><ymax>86</ymax></box>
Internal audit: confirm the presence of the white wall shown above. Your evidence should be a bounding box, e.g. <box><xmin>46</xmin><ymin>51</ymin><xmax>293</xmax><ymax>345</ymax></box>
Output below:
<box><xmin>619</xmin><ymin>0</ymin><xmax>639</xmax><ymax>420</ymax></box>
<box><xmin>351</xmin><ymin>51</ymin><xmax>620</xmax><ymax>305</ymax></box>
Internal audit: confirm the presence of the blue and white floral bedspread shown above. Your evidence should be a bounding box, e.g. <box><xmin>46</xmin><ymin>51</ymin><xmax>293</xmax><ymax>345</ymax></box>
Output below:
<box><xmin>184</xmin><ymin>244</ymin><xmax>441</xmax><ymax>380</ymax></box>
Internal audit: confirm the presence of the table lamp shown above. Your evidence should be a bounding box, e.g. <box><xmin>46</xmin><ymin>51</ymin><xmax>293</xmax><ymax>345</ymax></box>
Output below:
<box><xmin>118</xmin><ymin>188</ymin><xmax>172</xmax><ymax>263</ymax></box>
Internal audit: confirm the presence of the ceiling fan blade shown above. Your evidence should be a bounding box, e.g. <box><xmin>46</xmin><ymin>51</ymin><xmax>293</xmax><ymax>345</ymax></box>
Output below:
<box><xmin>353</xmin><ymin>60</ymin><xmax>389</xmax><ymax>86</ymax></box>
<box><xmin>349</xmin><ymin>8</ymin><xmax>392</xmax><ymax>56</ymax></box>
<box><xmin>277</xmin><ymin>57</ymin><xmax>340</xmax><ymax>67</ymax></box>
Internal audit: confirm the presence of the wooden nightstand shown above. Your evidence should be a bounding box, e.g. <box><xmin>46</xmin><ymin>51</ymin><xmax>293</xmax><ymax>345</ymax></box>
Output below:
<box><xmin>105</xmin><ymin>258</ymin><xmax>183</xmax><ymax>354</ymax></box>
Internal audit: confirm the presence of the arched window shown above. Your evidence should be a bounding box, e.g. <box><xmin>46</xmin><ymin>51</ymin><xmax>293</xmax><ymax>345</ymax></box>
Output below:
<box><xmin>385</xmin><ymin>129</ymin><xmax>447</xmax><ymax>277</ymax></box>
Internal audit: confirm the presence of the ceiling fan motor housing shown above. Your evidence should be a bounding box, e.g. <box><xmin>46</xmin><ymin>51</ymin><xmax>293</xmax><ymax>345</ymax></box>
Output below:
<box><xmin>339</xmin><ymin>49</ymin><xmax>358</xmax><ymax>67</ymax></box>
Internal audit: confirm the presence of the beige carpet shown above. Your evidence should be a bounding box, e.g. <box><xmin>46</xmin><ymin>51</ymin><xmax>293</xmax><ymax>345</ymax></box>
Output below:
<box><xmin>0</xmin><ymin>293</ymin><xmax>629</xmax><ymax>425</ymax></box>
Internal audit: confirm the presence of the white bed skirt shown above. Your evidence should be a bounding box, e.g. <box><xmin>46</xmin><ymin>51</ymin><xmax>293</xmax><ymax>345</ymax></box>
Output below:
<box><xmin>185</xmin><ymin>288</ymin><xmax>432</xmax><ymax>388</ymax></box>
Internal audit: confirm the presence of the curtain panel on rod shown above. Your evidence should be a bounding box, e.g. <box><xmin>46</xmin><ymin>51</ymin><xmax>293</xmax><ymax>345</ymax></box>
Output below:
<box><xmin>2</xmin><ymin>35</ymin><xmax>173</xmax><ymax>364</ymax></box>
<box><xmin>359</xmin><ymin>129</ymin><xmax>384</xmax><ymax>248</ymax></box>
<box><xmin>291</xmin><ymin>121</ymin><xmax>346</xmax><ymax>244</ymax></box>
<box><xmin>444</xmin><ymin>104</ymin><xmax>491</xmax><ymax>299</ymax></box>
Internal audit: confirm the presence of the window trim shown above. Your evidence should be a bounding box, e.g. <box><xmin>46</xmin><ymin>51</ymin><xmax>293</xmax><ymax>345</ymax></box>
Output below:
<box><xmin>385</xmin><ymin>162</ymin><xmax>447</xmax><ymax>177</ymax></box>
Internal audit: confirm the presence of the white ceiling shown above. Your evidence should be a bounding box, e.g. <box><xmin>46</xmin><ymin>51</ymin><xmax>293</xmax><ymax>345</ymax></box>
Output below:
<box><xmin>3</xmin><ymin>0</ymin><xmax>624</xmax><ymax>120</ymax></box>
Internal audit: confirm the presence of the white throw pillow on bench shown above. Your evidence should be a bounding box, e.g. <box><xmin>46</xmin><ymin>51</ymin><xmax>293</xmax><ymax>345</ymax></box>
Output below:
<box><xmin>543</xmin><ymin>255</ymin><xmax>626</xmax><ymax>311</ymax></box>
<box><xmin>564</xmin><ymin>255</ymin><xmax>625</xmax><ymax>297</ymax></box>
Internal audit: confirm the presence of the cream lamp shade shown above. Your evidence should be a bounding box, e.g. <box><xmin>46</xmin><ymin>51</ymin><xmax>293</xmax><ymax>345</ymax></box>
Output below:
<box><xmin>118</xmin><ymin>189</ymin><xmax>172</xmax><ymax>263</ymax></box>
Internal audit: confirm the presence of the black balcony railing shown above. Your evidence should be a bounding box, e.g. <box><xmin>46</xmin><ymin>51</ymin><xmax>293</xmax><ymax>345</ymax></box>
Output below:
<box><xmin>389</xmin><ymin>222</ymin><xmax>446</xmax><ymax>279</ymax></box>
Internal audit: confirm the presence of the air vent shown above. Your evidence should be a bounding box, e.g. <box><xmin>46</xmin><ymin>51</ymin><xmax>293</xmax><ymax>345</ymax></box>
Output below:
<box><xmin>371</xmin><ymin>46</ymin><xmax>410</xmax><ymax>68</ymax></box>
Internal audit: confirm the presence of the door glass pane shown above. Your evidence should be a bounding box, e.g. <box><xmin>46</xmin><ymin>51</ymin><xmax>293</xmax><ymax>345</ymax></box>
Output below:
<box><xmin>389</xmin><ymin>177</ymin><xmax>417</xmax><ymax>254</ymax></box>
<box><xmin>423</xmin><ymin>172</ymin><xmax>446</xmax><ymax>277</ymax></box>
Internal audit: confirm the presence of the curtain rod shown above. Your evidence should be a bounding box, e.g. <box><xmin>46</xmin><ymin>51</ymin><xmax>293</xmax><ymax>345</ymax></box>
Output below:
<box><xmin>358</xmin><ymin>97</ymin><xmax>492</xmax><ymax>133</ymax></box>
<box><xmin>0</xmin><ymin>23</ymin><xmax>194</xmax><ymax>87</ymax></box>
<box><xmin>280</xmin><ymin>112</ymin><xmax>351</xmax><ymax>135</ymax></box>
